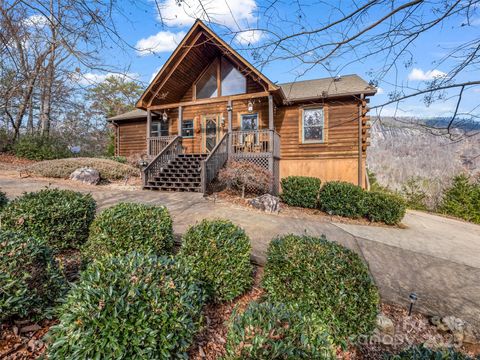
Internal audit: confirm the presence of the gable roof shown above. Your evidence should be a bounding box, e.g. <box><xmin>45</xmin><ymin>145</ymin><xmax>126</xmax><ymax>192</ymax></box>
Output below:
<box><xmin>279</xmin><ymin>74</ymin><xmax>376</xmax><ymax>102</ymax></box>
<box><xmin>137</xmin><ymin>19</ymin><xmax>278</xmax><ymax>109</ymax></box>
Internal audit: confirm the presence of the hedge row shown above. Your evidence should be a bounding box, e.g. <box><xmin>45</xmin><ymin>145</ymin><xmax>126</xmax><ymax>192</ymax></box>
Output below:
<box><xmin>281</xmin><ymin>177</ymin><xmax>406</xmax><ymax>224</ymax></box>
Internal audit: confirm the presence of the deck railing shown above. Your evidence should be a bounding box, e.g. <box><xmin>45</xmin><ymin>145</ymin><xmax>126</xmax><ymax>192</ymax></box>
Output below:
<box><xmin>148</xmin><ymin>135</ymin><xmax>177</xmax><ymax>157</ymax></box>
<box><xmin>230</xmin><ymin>129</ymin><xmax>280</xmax><ymax>157</ymax></box>
<box><xmin>200</xmin><ymin>133</ymin><xmax>229</xmax><ymax>193</ymax></box>
<box><xmin>143</xmin><ymin>136</ymin><xmax>182</xmax><ymax>186</ymax></box>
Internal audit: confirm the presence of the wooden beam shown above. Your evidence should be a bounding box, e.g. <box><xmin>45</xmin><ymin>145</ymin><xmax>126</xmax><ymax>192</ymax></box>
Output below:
<box><xmin>268</xmin><ymin>94</ymin><xmax>274</xmax><ymax>130</ymax></box>
<box><xmin>178</xmin><ymin>105</ymin><xmax>183</xmax><ymax>135</ymax></box>
<box><xmin>147</xmin><ymin>109</ymin><xmax>152</xmax><ymax>156</ymax></box>
<box><xmin>149</xmin><ymin>91</ymin><xmax>269</xmax><ymax>111</ymax></box>
<box><xmin>227</xmin><ymin>100</ymin><xmax>232</xmax><ymax>153</ymax></box>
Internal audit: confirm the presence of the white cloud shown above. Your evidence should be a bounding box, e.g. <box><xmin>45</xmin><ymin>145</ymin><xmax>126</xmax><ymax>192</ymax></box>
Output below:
<box><xmin>234</xmin><ymin>29</ymin><xmax>265</xmax><ymax>45</ymax></box>
<box><xmin>156</xmin><ymin>0</ymin><xmax>257</xmax><ymax>27</ymax></box>
<box><xmin>23</xmin><ymin>14</ymin><xmax>49</xmax><ymax>27</ymax></box>
<box><xmin>136</xmin><ymin>31</ymin><xmax>186</xmax><ymax>56</ymax></box>
<box><xmin>408</xmin><ymin>68</ymin><xmax>447</xmax><ymax>81</ymax></box>
<box><xmin>150</xmin><ymin>67</ymin><xmax>162</xmax><ymax>83</ymax></box>
<box><xmin>376</xmin><ymin>103</ymin><xmax>456</xmax><ymax>118</ymax></box>
<box><xmin>376</xmin><ymin>87</ymin><xmax>384</xmax><ymax>94</ymax></box>
<box><xmin>74</xmin><ymin>72</ymin><xmax>139</xmax><ymax>86</ymax></box>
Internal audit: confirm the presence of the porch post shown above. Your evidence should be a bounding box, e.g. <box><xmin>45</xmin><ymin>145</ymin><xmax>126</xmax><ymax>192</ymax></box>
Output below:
<box><xmin>268</xmin><ymin>94</ymin><xmax>274</xmax><ymax>130</ymax></box>
<box><xmin>178</xmin><ymin>106</ymin><xmax>183</xmax><ymax>136</ymax></box>
<box><xmin>146</xmin><ymin>109</ymin><xmax>152</xmax><ymax>156</ymax></box>
<box><xmin>227</xmin><ymin>100</ymin><xmax>232</xmax><ymax>156</ymax></box>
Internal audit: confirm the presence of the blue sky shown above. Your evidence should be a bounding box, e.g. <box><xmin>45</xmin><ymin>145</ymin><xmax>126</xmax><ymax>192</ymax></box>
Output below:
<box><xmin>83</xmin><ymin>0</ymin><xmax>480</xmax><ymax>119</ymax></box>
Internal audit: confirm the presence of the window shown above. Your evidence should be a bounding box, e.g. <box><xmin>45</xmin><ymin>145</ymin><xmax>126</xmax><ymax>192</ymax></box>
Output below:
<box><xmin>221</xmin><ymin>57</ymin><xmax>246</xmax><ymax>96</ymax></box>
<box><xmin>151</xmin><ymin>121</ymin><xmax>169</xmax><ymax>137</ymax></box>
<box><xmin>196</xmin><ymin>62</ymin><xmax>218</xmax><ymax>99</ymax></box>
<box><xmin>302</xmin><ymin>108</ymin><xmax>325</xmax><ymax>143</ymax></box>
<box><xmin>181</xmin><ymin>119</ymin><xmax>194</xmax><ymax>137</ymax></box>
<box><xmin>241</xmin><ymin>113</ymin><xmax>258</xmax><ymax>131</ymax></box>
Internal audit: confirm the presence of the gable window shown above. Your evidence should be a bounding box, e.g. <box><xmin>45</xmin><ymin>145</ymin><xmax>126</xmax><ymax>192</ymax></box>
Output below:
<box><xmin>196</xmin><ymin>62</ymin><xmax>218</xmax><ymax>99</ymax></box>
<box><xmin>181</xmin><ymin>119</ymin><xmax>194</xmax><ymax>138</ymax></box>
<box><xmin>221</xmin><ymin>57</ymin><xmax>246</xmax><ymax>96</ymax></box>
<box><xmin>151</xmin><ymin>121</ymin><xmax>169</xmax><ymax>137</ymax></box>
<box><xmin>302</xmin><ymin>108</ymin><xmax>325</xmax><ymax>143</ymax></box>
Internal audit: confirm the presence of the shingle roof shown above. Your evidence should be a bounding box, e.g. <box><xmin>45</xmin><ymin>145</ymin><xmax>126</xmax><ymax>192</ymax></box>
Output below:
<box><xmin>279</xmin><ymin>74</ymin><xmax>376</xmax><ymax>101</ymax></box>
<box><xmin>107</xmin><ymin>109</ymin><xmax>147</xmax><ymax>121</ymax></box>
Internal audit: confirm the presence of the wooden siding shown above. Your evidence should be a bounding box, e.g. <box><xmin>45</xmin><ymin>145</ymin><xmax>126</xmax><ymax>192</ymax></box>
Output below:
<box><xmin>117</xmin><ymin>119</ymin><xmax>147</xmax><ymax>157</ymax></box>
<box><xmin>274</xmin><ymin>98</ymin><xmax>366</xmax><ymax>160</ymax></box>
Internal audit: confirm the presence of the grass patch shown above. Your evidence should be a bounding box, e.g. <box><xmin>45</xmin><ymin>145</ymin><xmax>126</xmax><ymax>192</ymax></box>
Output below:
<box><xmin>24</xmin><ymin>157</ymin><xmax>139</xmax><ymax>181</ymax></box>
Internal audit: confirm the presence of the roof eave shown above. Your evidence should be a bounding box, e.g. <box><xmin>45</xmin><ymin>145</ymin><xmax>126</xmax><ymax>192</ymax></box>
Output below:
<box><xmin>283</xmin><ymin>89</ymin><xmax>377</xmax><ymax>103</ymax></box>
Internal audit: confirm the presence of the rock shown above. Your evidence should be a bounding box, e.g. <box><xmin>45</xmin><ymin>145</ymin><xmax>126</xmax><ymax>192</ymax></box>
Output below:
<box><xmin>376</xmin><ymin>314</ymin><xmax>395</xmax><ymax>335</ymax></box>
<box><xmin>248</xmin><ymin>194</ymin><xmax>280</xmax><ymax>213</ymax></box>
<box><xmin>442</xmin><ymin>316</ymin><xmax>464</xmax><ymax>332</ymax></box>
<box><xmin>463</xmin><ymin>324</ymin><xmax>479</xmax><ymax>345</ymax></box>
<box><xmin>20</xmin><ymin>324</ymin><xmax>41</xmax><ymax>333</ymax></box>
<box><xmin>27</xmin><ymin>339</ymin><xmax>36</xmax><ymax>352</ymax></box>
<box><xmin>69</xmin><ymin>167</ymin><xmax>100</xmax><ymax>185</ymax></box>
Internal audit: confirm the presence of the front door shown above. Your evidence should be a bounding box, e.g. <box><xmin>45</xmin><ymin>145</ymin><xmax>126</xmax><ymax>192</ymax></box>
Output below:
<box><xmin>202</xmin><ymin>114</ymin><xmax>220</xmax><ymax>153</ymax></box>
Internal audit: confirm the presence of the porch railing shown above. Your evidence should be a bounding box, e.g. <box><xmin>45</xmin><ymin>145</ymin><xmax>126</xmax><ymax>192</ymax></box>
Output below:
<box><xmin>143</xmin><ymin>136</ymin><xmax>182</xmax><ymax>186</ymax></box>
<box><xmin>230</xmin><ymin>129</ymin><xmax>280</xmax><ymax>158</ymax></box>
<box><xmin>200</xmin><ymin>133</ymin><xmax>229</xmax><ymax>193</ymax></box>
<box><xmin>148</xmin><ymin>135</ymin><xmax>177</xmax><ymax>157</ymax></box>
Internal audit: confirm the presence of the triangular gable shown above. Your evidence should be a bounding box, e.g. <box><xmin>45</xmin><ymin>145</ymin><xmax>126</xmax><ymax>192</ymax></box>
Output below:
<box><xmin>136</xmin><ymin>19</ymin><xmax>279</xmax><ymax>109</ymax></box>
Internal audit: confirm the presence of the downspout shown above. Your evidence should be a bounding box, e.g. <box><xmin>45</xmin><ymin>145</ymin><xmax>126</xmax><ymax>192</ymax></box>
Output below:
<box><xmin>358</xmin><ymin>94</ymin><xmax>364</xmax><ymax>188</ymax></box>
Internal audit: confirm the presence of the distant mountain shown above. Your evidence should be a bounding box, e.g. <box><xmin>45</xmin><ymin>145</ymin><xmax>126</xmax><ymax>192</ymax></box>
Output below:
<box><xmin>374</xmin><ymin>116</ymin><xmax>480</xmax><ymax>132</ymax></box>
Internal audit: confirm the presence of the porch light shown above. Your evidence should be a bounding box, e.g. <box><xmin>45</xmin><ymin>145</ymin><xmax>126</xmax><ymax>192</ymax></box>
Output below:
<box><xmin>408</xmin><ymin>292</ymin><xmax>417</xmax><ymax>316</ymax></box>
<box><xmin>247</xmin><ymin>100</ymin><xmax>253</xmax><ymax>112</ymax></box>
<box><xmin>226</xmin><ymin>104</ymin><xmax>232</xmax><ymax>112</ymax></box>
<box><xmin>162</xmin><ymin>110</ymin><xmax>168</xmax><ymax>122</ymax></box>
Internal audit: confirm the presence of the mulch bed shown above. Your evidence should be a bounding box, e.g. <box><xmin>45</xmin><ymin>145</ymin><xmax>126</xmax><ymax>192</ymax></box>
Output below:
<box><xmin>211</xmin><ymin>190</ymin><xmax>405</xmax><ymax>228</ymax></box>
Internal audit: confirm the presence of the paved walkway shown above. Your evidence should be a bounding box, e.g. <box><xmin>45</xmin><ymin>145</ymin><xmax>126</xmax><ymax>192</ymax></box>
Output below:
<box><xmin>0</xmin><ymin>175</ymin><xmax>479</xmax><ymax>326</ymax></box>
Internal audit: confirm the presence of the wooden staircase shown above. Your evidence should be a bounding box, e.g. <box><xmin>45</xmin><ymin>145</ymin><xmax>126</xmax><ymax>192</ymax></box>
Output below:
<box><xmin>144</xmin><ymin>153</ymin><xmax>207</xmax><ymax>192</ymax></box>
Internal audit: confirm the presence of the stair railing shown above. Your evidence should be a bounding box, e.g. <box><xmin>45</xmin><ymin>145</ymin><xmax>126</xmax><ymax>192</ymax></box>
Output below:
<box><xmin>200</xmin><ymin>133</ymin><xmax>229</xmax><ymax>194</ymax></box>
<box><xmin>143</xmin><ymin>136</ymin><xmax>182</xmax><ymax>187</ymax></box>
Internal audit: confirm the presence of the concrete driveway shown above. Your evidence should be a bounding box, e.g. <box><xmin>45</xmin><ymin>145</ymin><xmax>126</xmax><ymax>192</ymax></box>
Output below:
<box><xmin>0</xmin><ymin>175</ymin><xmax>479</xmax><ymax>326</ymax></box>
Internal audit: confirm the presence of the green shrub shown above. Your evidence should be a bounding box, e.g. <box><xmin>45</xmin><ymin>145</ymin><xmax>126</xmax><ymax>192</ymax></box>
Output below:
<box><xmin>1</xmin><ymin>189</ymin><xmax>96</xmax><ymax>251</ymax></box>
<box><xmin>263</xmin><ymin>235</ymin><xmax>379</xmax><ymax>346</ymax></box>
<box><xmin>280</xmin><ymin>176</ymin><xmax>321</xmax><ymax>208</ymax></box>
<box><xmin>386</xmin><ymin>344</ymin><xmax>473</xmax><ymax>359</ymax></box>
<box><xmin>47</xmin><ymin>253</ymin><xmax>204</xmax><ymax>359</ymax></box>
<box><xmin>363</xmin><ymin>191</ymin><xmax>406</xmax><ymax>225</ymax></box>
<box><xmin>100</xmin><ymin>155</ymin><xmax>127</xmax><ymax>164</ymax></box>
<box><xmin>400</xmin><ymin>177</ymin><xmax>428</xmax><ymax>211</ymax></box>
<box><xmin>224</xmin><ymin>302</ymin><xmax>336</xmax><ymax>359</ymax></box>
<box><xmin>82</xmin><ymin>202</ymin><xmax>174</xmax><ymax>262</ymax></box>
<box><xmin>179</xmin><ymin>219</ymin><xmax>253</xmax><ymax>302</ymax></box>
<box><xmin>0</xmin><ymin>231</ymin><xmax>65</xmax><ymax>321</ymax></box>
<box><xmin>0</xmin><ymin>191</ymin><xmax>8</xmax><ymax>210</ymax></box>
<box><xmin>13</xmin><ymin>134</ymin><xmax>70</xmax><ymax>160</ymax></box>
<box><xmin>319</xmin><ymin>181</ymin><xmax>366</xmax><ymax>218</ymax></box>
<box><xmin>439</xmin><ymin>174</ymin><xmax>480</xmax><ymax>224</ymax></box>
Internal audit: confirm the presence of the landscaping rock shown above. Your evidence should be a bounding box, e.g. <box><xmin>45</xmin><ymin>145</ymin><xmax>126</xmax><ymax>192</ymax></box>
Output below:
<box><xmin>248</xmin><ymin>194</ymin><xmax>280</xmax><ymax>213</ymax></box>
<box><xmin>376</xmin><ymin>314</ymin><xmax>395</xmax><ymax>335</ymax></box>
<box><xmin>69</xmin><ymin>167</ymin><xmax>100</xmax><ymax>185</ymax></box>
<box><xmin>463</xmin><ymin>324</ymin><xmax>479</xmax><ymax>344</ymax></box>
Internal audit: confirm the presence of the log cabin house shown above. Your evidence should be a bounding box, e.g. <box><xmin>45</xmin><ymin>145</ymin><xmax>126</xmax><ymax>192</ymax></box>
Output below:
<box><xmin>108</xmin><ymin>20</ymin><xmax>376</xmax><ymax>194</ymax></box>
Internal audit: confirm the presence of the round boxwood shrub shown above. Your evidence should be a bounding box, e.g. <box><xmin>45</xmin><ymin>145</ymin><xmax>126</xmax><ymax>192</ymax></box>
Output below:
<box><xmin>0</xmin><ymin>191</ymin><xmax>8</xmax><ymax>210</ymax></box>
<box><xmin>386</xmin><ymin>344</ymin><xmax>473</xmax><ymax>359</ymax></box>
<box><xmin>280</xmin><ymin>176</ymin><xmax>321</xmax><ymax>208</ymax></box>
<box><xmin>319</xmin><ymin>181</ymin><xmax>366</xmax><ymax>218</ymax></box>
<box><xmin>263</xmin><ymin>234</ymin><xmax>379</xmax><ymax>345</ymax></box>
<box><xmin>224</xmin><ymin>301</ymin><xmax>336</xmax><ymax>359</ymax></box>
<box><xmin>82</xmin><ymin>202</ymin><xmax>174</xmax><ymax>262</ymax></box>
<box><xmin>364</xmin><ymin>191</ymin><xmax>406</xmax><ymax>225</ymax></box>
<box><xmin>47</xmin><ymin>253</ymin><xmax>204</xmax><ymax>359</ymax></box>
<box><xmin>1</xmin><ymin>189</ymin><xmax>96</xmax><ymax>251</ymax></box>
<box><xmin>179</xmin><ymin>219</ymin><xmax>253</xmax><ymax>303</ymax></box>
<box><xmin>0</xmin><ymin>230</ymin><xmax>65</xmax><ymax>321</ymax></box>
